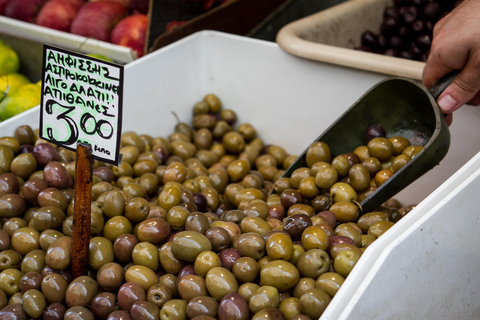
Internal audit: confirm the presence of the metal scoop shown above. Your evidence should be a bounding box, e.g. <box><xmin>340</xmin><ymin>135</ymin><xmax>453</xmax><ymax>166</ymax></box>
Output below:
<box><xmin>280</xmin><ymin>73</ymin><xmax>456</xmax><ymax>213</ymax></box>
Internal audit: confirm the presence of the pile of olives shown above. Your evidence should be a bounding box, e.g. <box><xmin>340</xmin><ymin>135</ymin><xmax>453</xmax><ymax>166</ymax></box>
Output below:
<box><xmin>0</xmin><ymin>93</ymin><xmax>417</xmax><ymax>320</ymax></box>
<box><xmin>357</xmin><ymin>0</ymin><xmax>463</xmax><ymax>61</ymax></box>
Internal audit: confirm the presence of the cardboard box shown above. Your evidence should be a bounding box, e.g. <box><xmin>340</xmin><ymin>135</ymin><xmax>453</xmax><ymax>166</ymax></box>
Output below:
<box><xmin>276</xmin><ymin>0</ymin><xmax>426</xmax><ymax>80</ymax></box>
<box><xmin>1</xmin><ymin>31</ymin><xmax>480</xmax><ymax>319</ymax></box>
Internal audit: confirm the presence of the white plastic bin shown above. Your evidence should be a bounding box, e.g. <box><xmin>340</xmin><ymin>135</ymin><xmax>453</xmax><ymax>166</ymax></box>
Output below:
<box><xmin>0</xmin><ymin>16</ymin><xmax>136</xmax><ymax>64</ymax></box>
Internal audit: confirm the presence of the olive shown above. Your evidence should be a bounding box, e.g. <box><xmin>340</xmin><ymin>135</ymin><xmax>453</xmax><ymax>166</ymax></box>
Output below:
<box><xmin>194</xmin><ymin>251</ymin><xmax>221</xmax><ymax>277</ymax></box>
<box><xmin>21</xmin><ymin>249</ymin><xmax>46</xmax><ymax>274</ymax></box>
<box><xmin>0</xmin><ymin>268</ymin><xmax>22</xmax><ymax>296</ymax></box>
<box><xmin>45</xmin><ymin>236</ymin><xmax>72</xmax><ymax>271</ymax></box>
<box><xmin>291</xmin><ymin>278</ymin><xmax>316</xmax><ymax>300</ymax></box>
<box><xmin>145</xmin><ymin>284</ymin><xmax>171</xmax><ymax>309</ymax></box>
<box><xmin>237</xmin><ymin>123</ymin><xmax>256</xmax><ymax>142</ymax></box>
<box><xmin>252</xmin><ymin>308</ymin><xmax>287</xmax><ymax>320</ymax></box>
<box><xmin>117</xmin><ymin>281</ymin><xmax>146</xmax><ymax>311</ymax></box>
<box><xmin>186</xmin><ymin>295</ymin><xmax>218</xmax><ymax>319</ymax></box>
<box><xmin>260</xmin><ymin>260</ymin><xmax>299</xmax><ymax>291</ymax></box>
<box><xmin>43</xmin><ymin>302</ymin><xmax>67</xmax><ymax>320</ymax></box>
<box><xmin>301</xmin><ymin>225</ymin><xmax>329</xmax><ymax>251</ymax></box>
<box><xmin>22</xmin><ymin>288</ymin><xmax>46</xmax><ymax>318</ymax></box>
<box><xmin>240</xmin><ymin>216</ymin><xmax>272</xmax><ymax>235</ymax></box>
<box><xmin>31</xmin><ymin>205</ymin><xmax>65</xmax><ymax>232</ymax></box>
<box><xmin>368</xmin><ymin>220</ymin><xmax>395</xmax><ymax>238</ymax></box>
<box><xmin>19</xmin><ymin>271</ymin><xmax>43</xmax><ymax>292</ymax></box>
<box><xmin>43</xmin><ymin>161</ymin><xmax>70</xmax><ymax>189</ymax></box>
<box><xmin>131</xmin><ymin>241</ymin><xmax>159</xmax><ymax>272</ymax></box>
<box><xmin>64</xmin><ymin>306</ymin><xmax>95</xmax><ymax>320</ymax></box>
<box><xmin>333</xmin><ymin>249</ymin><xmax>361</xmax><ymax>277</ymax></box>
<box><xmin>90</xmin><ymin>292</ymin><xmax>119</xmax><ymax>320</ymax></box>
<box><xmin>297</xmin><ymin>249</ymin><xmax>330</xmax><ymax>279</ymax></box>
<box><xmin>160</xmin><ymin>299</ymin><xmax>187</xmax><ymax>320</ymax></box>
<box><xmin>299</xmin><ymin>288</ymin><xmax>331</xmax><ymax>319</ymax></box>
<box><xmin>0</xmin><ymin>193</ymin><xmax>27</xmax><ymax>218</ymax></box>
<box><xmin>331</xmin><ymin>155</ymin><xmax>350</xmax><ymax>177</ymax></box>
<box><xmin>0</xmin><ymin>303</ymin><xmax>27</xmax><ymax>320</ymax></box>
<box><xmin>0</xmin><ymin>249</ymin><xmax>22</xmax><ymax>271</ymax></box>
<box><xmin>0</xmin><ymin>231</ymin><xmax>12</xmax><ymax>254</ymax></box>
<box><xmin>125</xmin><ymin>265</ymin><xmax>158</xmax><ymax>292</ymax></box>
<box><xmin>106</xmin><ymin>310</ymin><xmax>132</xmax><ymax>320</ymax></box>
<box><xmin>205</xmin><ymin>267</ymin><xmax>238</xmax><ymax>301</ymax></box>
<box><xmin>248</xmin><ymin>285</ymin><xmax>280</xmax><ymax>314</ymax></box>
<box><xmin>135</xmin><ymin>218</ymin><xmax>170</xmax><ymax>245</ymax></box>
<box><xmin>130</xmin><ymin>301</ymin><xmax>160</xmax><ymax>320</ymax></box>
<box><xmin>266</xmin><ymin>232</ymin><xmax>293</xmax><ymax>260</ymax></box>
<box><xmin>98</xmin><ymin>191</ymin><xmax>123</xmax><ymax>219</ymax></box>
<box><xmin>236</xmin><ymin>232</ymin><xmax>265</xmax><ymax>261</ymax></box>
<box><xmin>316</xmin><ymin>272</ymin><xmax>345</xmax><ymax>298</ymax></box>
<box><xmin>41</xmin><ymin>273</ymin><xmax>68</xmax><ymax>304</ymax></box>
<box><xmin>11</xmin><ymin>227</ymin><xmax>40</xmax><ymax>256</ymax></box>
<box><xmin>334</xmin><ymin>223</ymin><xmax>362</xmax><ymax>247</ymax></box>
<box><xmin>305</xmin><ymin>142</ymin><xmax>331</xmax><ymax>167</ymax></box>
<box><xmin>171</xmin><ymin>231</ymin><xmax>212</xmax><ymax>262</ymax></box>
<box><xmin>113</xmin><ymin>233</ymin><xmax>138</xmax><ymax>264</ymax></box>
<box><xmin>283</xmin><ymin>214</ymin><xmax>312</xmax><ymax>241</ymax></box>
<box><xmin>10</xmin><ymin>153</ymin><xmax>37</xmax><ymax>180</ymax></box>
<box><xmin>178</xmin><ymin>274</ymin><xmax>208</xmax><ymax>301</ymax></box>
<box><xmin>279</xmin><ymin>297</ymin><xmax>302</xmax><ymax>320</ymax></box>
<box><xmin>218</xmin><ymin>248</ymin><xmax>241</xmax><ymax>271</ymax></box>
<box><xmin>231</xmin><ymin>256</ymin><xmax>259</xmax><ymax>283</ymax></box>
<box><xmin>159</xmin><ymin>242</ymin><xmax>186</xmax><ymax>275</ymax></box>
<box><xmin>205</xmin><ymin>226</ymin><xmax>231</xmax><ymax>252</ymax></box>
<box><xmin>0</xmin><ymin>145</ymin><xmax>14</xmax><ymax>172</ymax></box>
<box><xmin>64</xmin><ymin>276</ymin><xmax>98</xmax><ymax>308</ymax></box>
<box><xmin>96</xmin><ymin>262</ymin><xmax>125</xmax><ymax>292</ymax></box>
<box><xmin>37</xmin><ymin>188</ymin><xmax>69</xmax><ymax>211</ymax></box>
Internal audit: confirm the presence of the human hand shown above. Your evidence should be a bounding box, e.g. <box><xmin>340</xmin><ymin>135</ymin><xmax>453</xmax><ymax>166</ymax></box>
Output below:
<box><xmin>422</xmin><ymin>0</ymin><xmax>480</xmax><ymax>122</ymax></box>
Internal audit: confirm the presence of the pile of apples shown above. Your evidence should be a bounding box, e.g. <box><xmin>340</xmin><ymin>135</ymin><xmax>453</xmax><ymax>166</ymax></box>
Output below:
<box><xmin>0</xmin><ymin>0</ymin><xmax>150</xmax><ymax>58</ymax></box>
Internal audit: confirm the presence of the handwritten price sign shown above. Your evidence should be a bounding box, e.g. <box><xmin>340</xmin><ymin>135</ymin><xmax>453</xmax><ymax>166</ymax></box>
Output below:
<box><xmin>40</xmin><ymin>45</ymin><xmax>124</xmax><ymax>165</ymax></box>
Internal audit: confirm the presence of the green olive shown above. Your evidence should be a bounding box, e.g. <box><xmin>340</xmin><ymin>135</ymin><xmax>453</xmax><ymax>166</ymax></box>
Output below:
<box><xmin>89</xmin><ymin>236</ymin><xmax>114</xmax><ymax>270</ymax></box>
<box><xmin>367</xmin><ymin>137</ymin><xmax>394</xmax><ymax>162</ymax></box>
<box><xmin>316</xmin><ymin>272</ymin><xmax>345</xmax><ymax>298</ymax></box>
<box><xmin>333</xmin><ymin>249</ymin><xmax>361</xmax><ymax>277</ymax></box>
<box><xmin>205</xmin><ymin>267</ymin><xmax>238</xmax><ymax>301</ymax></box>
<box><xmin>132</xmin><ymin>241</ymin><xmax>159</xmax><ymax>271</ymax></box>
<box><xmin>194</xmin><ymin>251</ymin><xmax>221</xmax><ymax>277</ymax></box>
<box><xmin>125</xmin><ymin>265</ymin><xmax>158</xmax><ymax>292</ymax></box>
<box><xmin>299</xmin><ymin>288</ymin><xmax>331</xmax><ymax>319</ymax></box>
<box><xmin>330</xmin><ymin>182</ymin><xmax>357</xmax><ymax>203</ymax></box>
<box><xmin>296</xmin><ymin>249</ymin><xmax>330</xmax><ymax>279</ymax></box>
<box><xmin>171</xmin><ymin>231</ymin><xmax>213</xmax><ymax>262</ymax></box>
<box><xmin>305</xmin><ymin>142</ymin><xmax>331</xmax><ymax>167</ymax></box>
<box><xmin>248</xmin><ymin>285</ymin><xmax>280</xmax><ymax>314</ymax></box>
<box><xmin>260</xmin><ymin>260</ymin><xmax>299</xmax><ymax>291</ymax></box>
<box><xmin>22</xmin><ymin>288</ymin><xmax>46</xmax><ymax>318</ymax></box>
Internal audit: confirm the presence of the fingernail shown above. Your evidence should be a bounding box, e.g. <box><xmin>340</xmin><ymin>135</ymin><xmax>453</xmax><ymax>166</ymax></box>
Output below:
<box><xmin>437</xmin><ymin>94</ymin><xmax>458</xmax><ymax>113</ymax></box>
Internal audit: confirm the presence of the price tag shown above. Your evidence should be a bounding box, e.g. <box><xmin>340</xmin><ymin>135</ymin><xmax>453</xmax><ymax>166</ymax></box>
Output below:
<box><xmin>39</xmin><ymin>45</ymin><xmax>124</xmax><ymax>165</ymax></box>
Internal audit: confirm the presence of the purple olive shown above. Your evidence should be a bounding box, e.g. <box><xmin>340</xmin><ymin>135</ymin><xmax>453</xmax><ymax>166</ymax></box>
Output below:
<box><xmin>365</xmin><ymin>124</ymin><xmax>386</xmax><ymax>143</ymax></box>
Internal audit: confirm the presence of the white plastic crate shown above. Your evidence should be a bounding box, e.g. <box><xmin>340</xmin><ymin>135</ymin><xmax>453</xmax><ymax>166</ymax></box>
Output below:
<box><xmin>1</xmin><ymin>30</ymin><xmax>480</xmax><ymax>319</ymax></box>
<box><xmin>0</xmin><ymin>16</ymin><xmax>136</xmax><ymax>64</ymax></box>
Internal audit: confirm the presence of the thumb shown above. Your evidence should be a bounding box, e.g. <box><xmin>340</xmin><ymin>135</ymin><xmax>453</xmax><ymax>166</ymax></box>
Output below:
<box><xmin>436</xmin><ymin>62</ymin><xmax>480</xmax><ymax>113</ymax></box>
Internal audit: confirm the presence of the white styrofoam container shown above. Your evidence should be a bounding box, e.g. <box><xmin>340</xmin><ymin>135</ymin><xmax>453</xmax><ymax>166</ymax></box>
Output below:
<box><xmin>0</xmin><ymin>16</ymin><xmax>136</xmax><ymax>64</ymax></box>
<box><xmin>1</xmin><ymin>30</ymin><xmax>480</xmax><ymax>318</ymax></box>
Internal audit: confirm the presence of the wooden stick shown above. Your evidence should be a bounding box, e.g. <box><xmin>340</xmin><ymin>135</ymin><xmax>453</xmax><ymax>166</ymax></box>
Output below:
<box><xmin>72</xmin><ymin>143</ymin><xmax>93</xmax><ymax>278</ymax></box>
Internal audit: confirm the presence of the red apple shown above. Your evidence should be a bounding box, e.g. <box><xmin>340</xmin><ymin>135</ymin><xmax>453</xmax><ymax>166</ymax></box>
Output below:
<box><xmin>70</xmin><ymin>0</ymin><xmax>129</xmax><ymax>42</ymax></box>
<box><xmin>89</xmin><ymin>0</ymin><xmax>131</xmax><ymax>10</ymax></box>
<box><xmin>0</xmin><ymin>0</ymin><xmax>10</xmax><ymax>15</ymax></box>
<box><xmin>36</xmin><ymin>0</ymin><xmax>83</xmax><ymax>32</ymax></box>
<box><xmin>130</xmin><ymin>0</ymin><xmax>149</xmax><ymax>14</ymax></box>
<box><xmin>111</xmin><ymin>13</ymin><xmax>148</xmax><ymax>58</ymax></box>
<box><xmin>4</xmin><ymin>0</ymin><xmax>47</xmax><ymax>22</ymax></box>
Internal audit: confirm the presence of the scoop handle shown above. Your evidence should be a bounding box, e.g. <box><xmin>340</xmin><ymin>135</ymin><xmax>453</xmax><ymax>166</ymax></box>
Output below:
<box><xmin>429</xmin><ymin>70</ymin><xmax>460</xmax><ymax>99</ymax></box>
